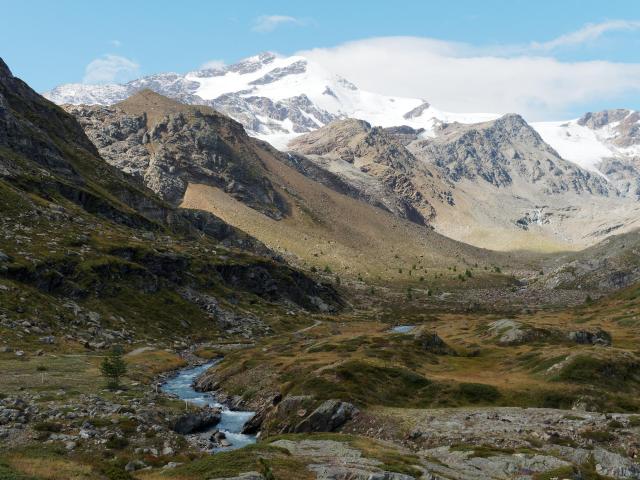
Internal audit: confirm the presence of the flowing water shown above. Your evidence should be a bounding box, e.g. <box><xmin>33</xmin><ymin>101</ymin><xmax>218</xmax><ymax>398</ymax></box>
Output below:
<box><xmin>390</xmin><ymin>325</ymin><xmax>416</xmax><ymax>333</ymax></box>
<box><xmin>161</xmin><ymin>360</ymin><xmax>256</xmax><ymax>451</ymax></box>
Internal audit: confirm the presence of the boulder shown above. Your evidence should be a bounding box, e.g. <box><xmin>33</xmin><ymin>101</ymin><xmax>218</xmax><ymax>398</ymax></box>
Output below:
<box><xmin>487</xmin><ymin>319</ymin><xmax>553</xmax><ymax>345</ymax></box>
<box><xmin>171</xmin><ymin>408</ymin><xmax>221</xmax><ymax>434</ymax></box>
<box><xmin>414</xmin><ymin>327</ymin><xmax>456</xmax><ymax>355</ymax></box>
<box><xmin>294</xmin><ymin>400</ymin><xmax>359</xmax><ymax>433</ymax></box>
<box><xmin>125</xmin><ymin>460</ymin><xmax>147</xmax><ymax>472</ymax></box>
<box><xmin>568</xmin><ymin>329</ymin><xmax>611</xmax><ymax>346</ymax></box>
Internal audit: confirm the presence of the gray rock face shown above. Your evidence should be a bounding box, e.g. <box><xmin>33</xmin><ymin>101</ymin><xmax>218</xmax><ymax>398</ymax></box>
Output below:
<box><xmin>171</xmin><ymin>408</ymin><xmax>221</xmax><ymax>434</ymax></box>
<box><xmin>540</xmin><ymin>229</ymin><xmax>640</xmax><ymax>291</ymax></box>
<box><xmin>578</xmin><ymin>109</ymin><xmax>640</xmax><ymax>148</ymax></box>
<box><xmin>411</xmin><ymin>114</ymin><xmax>612</xmax><ymax>196</ymax></box>
<box><xmin>271</xmin><ymin>439</ymin><xmax>415</xmax><ymax>480</ymax></box>
<box><xmin>575</xmin><ymin>109</ymin><xmax>640</xmax><ymax>199</ymax></box>
<box><xmin>212</xmin><ymin>93</ymin><xmax>338</xmax><ymax>135</ymax></box>
<box><xmin>294</xmin><ymin>399</ymin><xmax>359</xmax><ymax>433</ymax></box>
<box><xmin>237</xmin><ymin>396</ymin><xmax>358</xmax><ymax>436</ymax></box>
<box><xmin>567</xmin><ymin>329</ymin><xmax>612</xmax><ymax>346</ymax></box>
<box><xmin>599</xmin><ymin>157</ymin><xmax>640</xmax><ymax>200</ymax></box>
<box><xmin>403</xmin><ymin>101</ymin><xmax>431</xmax><ymax>120</ymax></box>
<box><xmin>178</xmin><ymin>287</ymin><xmax>270</xmax><ymax>338</ymax></box>
<box><xmin>487</xmin><ymin>319</ymin><xmax>552</xmax><ymax>346</ymax></box>
<box><xmin>249</xmin><ymin>60</ymin><xmax>307</xmax><ymax>86</ymax></box>
<box><xmin>64</xmin><ymin>92</ymin><xmax>288</xmax><ymax>219</ymax></box>
<box><xmin>289</xmin><ymin>119</ymin><xmax>453</xmax><ymax>225</ymax></box>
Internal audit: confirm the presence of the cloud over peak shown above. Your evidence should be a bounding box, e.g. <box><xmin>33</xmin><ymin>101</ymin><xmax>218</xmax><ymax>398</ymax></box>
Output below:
<box><xmin>253</xmin><ymin>14</ymin><xmax>304</xmax><ymax>33</ymax></box>
<box><xmin>299</xmin><ymin>22</ymin><xmax>640</xmax><ymax>119</ymax></box>
<box><xmin>83</xmin><ymin>54</ymin><xmax>139</xmax><ymax>84</ymax></box>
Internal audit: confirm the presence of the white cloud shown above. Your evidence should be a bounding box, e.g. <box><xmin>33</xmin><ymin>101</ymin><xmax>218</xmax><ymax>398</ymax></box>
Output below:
<box><xmin>110</xmin><ymin>39</ymin><xmax>122</xmax><ymax>48</ymax></box>
<box><xmin>253</xmin><ymin>14</ymin><xmax>302</xmax><ymax>33</ymax></box>
<box><xmin>199</xmin><ymin>59</ymin><xmax>226</xmax><ymax>70</ymax></box>
<box><xmin>531</xmin><ymin>20</ymin><xmax>640</xmax><ymax>51</ymax></box>
<box><xmin>83</xmin><ymin>54</ymin><xmax>140</xmax><ymax>84</ymax></box>
<box><xmin>299</xmin><ymin>32</ymin><xmax>640</xmax><ymax>120</ymax></box>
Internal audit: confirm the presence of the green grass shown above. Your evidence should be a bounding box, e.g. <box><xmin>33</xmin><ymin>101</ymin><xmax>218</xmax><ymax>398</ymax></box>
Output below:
<box><xmin>455</xmin><ymin>383</ymin><xmax>501</xmax><ymax>403</ymax></box>
<box><xmin>290</xmin><ymin>360</ymin><xmax>435</xmax><ymax>407</ymax></box>
<box><xmin>155</xmin><ymin>444</ymin><xmax>310</xmax><ymax>480</ymax></box>
<box><xmin>554</xmin><ymin>355</ymin><xmax>640</xmax><ymax>391</ymax></box>
<box><xmin>0</xmin><ymin>461</ymin><xmax>39</xmax><ymax>480</ymax></box>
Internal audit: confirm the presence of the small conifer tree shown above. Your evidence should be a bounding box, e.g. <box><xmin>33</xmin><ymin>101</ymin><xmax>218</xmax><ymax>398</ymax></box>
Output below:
<box><xmin>100</xmin><ymin>345</ymin><xmax>127</xmax><ymax>390</ymax></box>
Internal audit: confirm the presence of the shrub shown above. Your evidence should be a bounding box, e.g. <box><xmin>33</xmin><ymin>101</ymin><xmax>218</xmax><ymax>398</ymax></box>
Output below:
<box><xmin>100</xmin><ymin>464</ymin><xmax>135</xmax><ymax>480</ymax></box>
<box><xmin>580</xmin><ymin>429</ymin><xmax>614</xmax><ymax>443</ymax></box>
<box><xmin>33</xmin><ymin>421</ymin><xmax>62</xmax><ymax>432</ymax></box>
<box><xmin>105</xmin><ymin>436</ymin><xmax>129</xmax><ymax>450</ymax></box>
<box><xmin>608</xmin><ymin>419</ymin><xmax>624</xmax><ymax>429</ymax></box>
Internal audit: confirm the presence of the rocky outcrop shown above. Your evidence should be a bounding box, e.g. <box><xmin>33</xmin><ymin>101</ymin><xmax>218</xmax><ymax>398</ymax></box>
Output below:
<box><xmin>578</xmin><ymin>109</ymin><xmax>640</xmax><ymax>148</ymax></box>
<box><xmin>411</xmin><ymin>114</ymin><xmax>613</xmax><ymax>196</ymax></box>
<box><xmin>486</xmin><ymin>319</ymin><xmax>553</xmax><ymax>345</ymax></box>
<box><xmin>294</xmin><ymin>399</ymin><xmax>359</xmax><ymax>433</ymax></box>
<box><xmin>270</xmin><ymin>439</ymin><xmax>416</xmax><ymax>480</ymax></box>
<box><xmin>209</xmin><ymin>474</ymin><xmax>263</xmax><ymax>480</ymax></box>
<box><xmin>413</xmin><ymin>328</ymin><xmax>456</xmax><ymax>355</ymax></box>
<box><xmin>64</xmin><ymin>91</ymin><xmax>289</xmax><ymax>219</ymax></box>
<box><xmin>567</xmin><ymin>329</ymin><xmax>612</xmax><ymax>346</ymax></box>
<box><xmin>540</xmin><ymin>229</ymin><xmax>640</xmax><ymax>291</ymax></box>
<box><xmin>213</xmin><ymin>262</ymin><xmax>343</xmax><ymax>313</ymax></box>
<box><xmin>288</xmin><ymin>119</ymin><xmax>454</xmax><ymax>225</ymax></box>
<box><xmin>171</xmin><ymin>408</ymin><xmax>221</xmax><ymax>434</ymax></box>
<box><xmin>170</xmin><ymin>209</ymin><xmax>276</xmax><ymax>259</ymax></box>
<box><xmin>238</xmin><ymin>396</ymin><xmax>358</xmax><ymax>436</ymax></box>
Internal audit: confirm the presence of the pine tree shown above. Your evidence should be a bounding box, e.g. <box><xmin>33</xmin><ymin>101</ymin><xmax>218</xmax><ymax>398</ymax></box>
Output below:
<box><xmin>100</xmin><ymin>346</ymin><xmax>127</xmax><ymax>389</ymax></box>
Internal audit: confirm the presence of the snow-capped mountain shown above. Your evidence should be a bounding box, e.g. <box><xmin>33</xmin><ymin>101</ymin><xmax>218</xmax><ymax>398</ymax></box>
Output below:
<box><xmin>47</xmin><ymin>52</ymin><xmax>640</xmax><ymax>250</ymax></box>
<box><xmin>44</xmin><ymin>52</ymin><xmax>499</xmax><ymax>149</ymax></box>
<box><xmin>533</xmin><ymin>110</ymin><xmax>640</xmax><ymax>198</ymax></box>
<box><xmin>533</xmin><ymin>110</ymin><xmax>640</xmax><ymax>172</ymax></box>
<box><xmin>45</xmin><ymin>52</ymin><xmax>639</xmax><ymax>191</ymax></box>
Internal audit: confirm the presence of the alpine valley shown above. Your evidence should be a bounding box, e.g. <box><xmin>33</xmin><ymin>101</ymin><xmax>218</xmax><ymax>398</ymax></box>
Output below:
<box><xmin>0</xmin><ymin>46</ymin><xmax>639</xmax><ymax>480</ymax></box>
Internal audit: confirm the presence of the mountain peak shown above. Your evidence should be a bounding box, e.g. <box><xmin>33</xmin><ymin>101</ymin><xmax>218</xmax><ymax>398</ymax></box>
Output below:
<box><xmin>117</xmin><ymin>88</ymin><xmax>182</xmax><ymax>111</ymax></box>
<box><xmin>577</xmin><ymin>109</ymin><xmax>633</xmax><ymax>129</ymax></box>
<box><xmin>0</xmin><ymin>57</ymin><xmax>12</xmax><ymax>80</ymax></box>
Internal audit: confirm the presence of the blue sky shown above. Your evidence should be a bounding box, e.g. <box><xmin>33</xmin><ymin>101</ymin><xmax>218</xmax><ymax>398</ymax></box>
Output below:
<box><xmin>2</xmin><ymin>0</ymin><xmax>640</xmax><ymax>118</ymax></box>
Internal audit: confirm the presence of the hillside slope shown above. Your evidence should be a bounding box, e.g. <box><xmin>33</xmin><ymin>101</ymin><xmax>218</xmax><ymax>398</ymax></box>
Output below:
<box><xmin>0</xmin><ymin>57</ymin><xmax>342</xmax><ymax>345</ymax></box>
<box><xmin>288</xmin><ymin>116</ymin><xmax>640</xmax><ymax>251</ymax></box>
<box><xmin>62</xmin><ymin>90</ymin><xmax>519</xmax><ymax>283</ymax></box>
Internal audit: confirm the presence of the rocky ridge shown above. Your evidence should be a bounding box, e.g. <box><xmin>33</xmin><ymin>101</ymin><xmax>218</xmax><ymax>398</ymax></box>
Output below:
<box><xmin>64</xmin><ymin>90</ymin><xmax>289</xmax><ymax>219</ymax></box>
<box><xmin>288</xmin><ymin>119</ymin><xmax>454</xmax><ymax>225</ymax></box>
<box><xmin>410</xmin><ymin>114</ymin><xmax>612</xmax><ymax>196</ymax></box>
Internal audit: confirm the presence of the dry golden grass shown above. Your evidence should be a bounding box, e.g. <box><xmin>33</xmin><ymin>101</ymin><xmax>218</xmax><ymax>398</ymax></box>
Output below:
<box><xmin>208</xmin><ymin>285</ymin><xmax>640</xmax><ymax>411</ymax></box>
<box><xmin>181</xmin><ymin>183</ymin><xmax>517</xmax><ymax>282</ymax></box>
<box><xmin>126</xmin><ymin>348</ymin><xmax>187</xmax><ymax>381</ymax></box>
<box><xmin>6</xmin><ymin>455</ymin><xmax>94</xmax><ymax>480</ymax></box>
